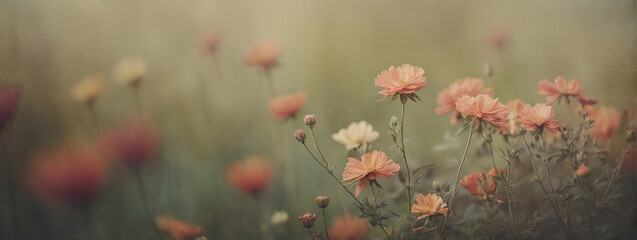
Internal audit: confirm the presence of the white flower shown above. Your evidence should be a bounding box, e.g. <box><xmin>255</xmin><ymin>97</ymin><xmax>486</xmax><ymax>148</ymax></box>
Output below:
<box><xmin>332</xmin><ymin>121</ymin><xmax>379</xmax><ymax>150</ymax></box>
<box><xmin>113</xmin><ymin>56</ymin><xmax>147</xmax><ymax>86</ymax></box>
<box><xmin>270</xmin><ymin>210</ymin><xmax>289</xmax><ymax>225</ymax></box>
<box><xmin>71</xmin><ymin>74</ymin><xmax>106</xmax><ymax>104</ymax></box>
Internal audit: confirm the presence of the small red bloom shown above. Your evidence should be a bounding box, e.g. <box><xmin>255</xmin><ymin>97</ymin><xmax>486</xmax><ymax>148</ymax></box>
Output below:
<box><xmin>99</xmin><ymin>120</ymin><xmax>160</xmax><ymax>167</ymax></box>
<box><xmin>226</xmin><ymin>156</ymin><xmax>274</xmax><ymax>196</ymax></box>
<box><xmin>156</xmin><ymin>215</ymin><xmax>205</xmax><ymax>240</ymax></box>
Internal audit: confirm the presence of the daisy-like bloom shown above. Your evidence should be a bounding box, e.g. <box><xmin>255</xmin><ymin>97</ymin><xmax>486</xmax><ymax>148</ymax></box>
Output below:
<box><xmin>460</xmin><ymin>171</ymin><xmax>497</xmax><ymax>200</ymax></box>
<box><xmin>342</xmin><ymin>150</ymin><xmax>400</xmax><ymax>196</ymax></box>
<box><xmin>27</xmin><ymin>144</ymin><xmax>109</xmax><ymax>207</ymax></box>
<box><xmin>332</xmin><ymin>121</ymin><xmax>380</xmax><ymax>150</ymax></box>
<box><xmin>71</xmin><ymin>74</ymin><xmax>106</xmax><ymax>104</ymax></box>
<box><xmin>501</xmin><ymin>99</ymin><xmax>525</xmax><ymax>135</ymax></box>
<box><xmin>113</xmin><ymin>56</ymin><xmax>148</xmax><ymax>87</ymax></box>
<box><xmin>226</xmin><ymin>155</ymin><xmax>273</xmax><ymax>196</ymax></box>
<box><xmin>374</xmin><ymin>64</ymin><xmax>427</xmax><ymax>101</ymax></box>
<box><xmin>586</xmin><ymin>106</ymin><xmax>621</xmax><ymax>142</ymax></box>
<box><xmin>199</xmin><ymin>33</ymin><xmax>221</xmax><ymax>55</ymax></box>
<box><xmin>517</xmin><ymin>103</ymin><xmax>560</xmax><ymax>133</ymax></box>
<box><xmin>455</xmin><ymin>94</ymin><xmax>508</xmax><ymax>128</ymax></box>
<box><xmin>537</xmin><ymin>76</ymin><xmax>585</xmax><ymax>104</ymax></box>
<box><xmin>270</xmin><ymin>210</ymin><xmax>289</xmax><ymax>225</ymax></box>
<box><xmin>98</xmin><ymin>119</ymin><xmax>160</xmax><ymax>167</ymax></box>
<box><xmin>155</xmin><ymin>215</ymin><xmax>204</xmax><ymax>240</ymax></box>
<box><xmin>435</xmin><ymin>78</ymin><xmax>494</xmax><ymax>125</ymax></box>
<box><xmin>329</xmin><ymin>215</ymin><xmax>369</xmax><ymax>240</ymax></box>
<box><xmin>0</xmin><ymin>83</ymin><xmax>21</xmax><ymax>132</ymax></box>
<box><xmin>243</xmin><ymin>40</ymin><xmax>282</xmax><ymax>70</ymax></box>
<box><xmin>575</xmin><ymin>164</ymin><xmax>591</xmax><ymax>177</ymax></box>
<box><xmin>267</xmin><ymin>92</ymin><xmax>307</xmax><ymax>120</ymax></box>
<box><xmin>411</xmin><ymin>193</ymin><xmax>449</xmax><ymax>220</ymax></box>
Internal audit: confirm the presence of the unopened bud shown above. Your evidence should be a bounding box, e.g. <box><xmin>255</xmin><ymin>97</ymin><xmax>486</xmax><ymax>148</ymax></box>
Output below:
<box><xmin>304</xmin><ymin>114</ymin><xmax>316</xmax><ymax>127</ymax></box>
<box><xmin>314</xmin><ymin>196</ymin><xmax>330</xmax><ymax>209</ymax></box>
<box><xmin>599</xmin><ymin>150</ymin><xmax>608</xmax><ymax>162</ymax></box>
<box><xmin>294</xmin><ymin>130</ymin><xmax>306</xmax><ymax>143</ymax></box>
<box><xmin>627</xmin><ymin>129</ymin><xmax>635</xmax><ymax>143</ymax></box>
<box><xmin>298</xmin><ymin>212</ymin><xmax>317</xmax><ymax>229</ymax></box>
<box><xmin>483</xmin><ymin>63</ymin><xmax>493</xmax><ymax>77</ymax></box>
<box><xmin>432</xmin><ymin>180</ymin><xmax>442</xmax><ymax>192</ymax></box>
<box><xmin>575</xmin><ymin>164</ymin><xmax>591</xmax><ymax>177</ymax></box>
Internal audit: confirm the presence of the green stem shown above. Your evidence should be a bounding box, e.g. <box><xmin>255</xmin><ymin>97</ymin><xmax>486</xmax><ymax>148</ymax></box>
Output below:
<box><xmin>88</xmin><ymin>103</ymin><xmax>101</xmax><ymax>135</ymax></box>
<box><xmin>399</xmin><ymin>102</ymin><xmax>412</xmax><ymax>214</ymax></box>
<box><xmin>309</xmin><ymin>127</ymin><xmax>329</xmax><ymax>167</ymax></box>
<box><xmin>133</xmin><ymin>167</ymin><xmax>159</xmax><ymax>234</ymax></box>
<box><xmin>1</xmin><ymin>135</ymin><xmax>20</xmax><ymax>238</ymax></box>
<box><xmin>321</xmin><ymin>209</ymin><xmax>330</xmax><ymax>240</ymax></box>
<box><xmin>264</xmin><ymin>68</ymin><xmax>275</xmax><ymax>98</ymax></box>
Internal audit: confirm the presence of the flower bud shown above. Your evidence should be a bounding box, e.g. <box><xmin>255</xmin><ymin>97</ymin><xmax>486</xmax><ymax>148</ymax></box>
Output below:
<box><xmin>483</xmin><ymin>63</ymin><xmax>493</xmax><ymax>77</ymax></box>
<box><xmin>432</xmin><ymin>180</ymin><xmax>442</xmax><ymax>192</ymax></box>
<box><xmin>575</xmin><ymin>164</ymin><xmax>591</xmax><ymax>177</ymax></box>
<box><xmin>627</xmin><ymin>129</ymin><xmax>636</xmax><ymax>143</ymax></box>
<box><xmin>314</xmin><ymin>196</ymin><xmax>330</xmax><ymax>209</ymax></box>
<box><xmin>298</xmin><ymin>212</ymin><xmax>317</xmax><ymax>229</ymax></box>
<box><xmin>304</xmin><ymin>114</ymin><xmax>316</xmax><ymax>127</ymax></box>
<box><xmin>294</xmin><ymin>130</ymin><xmax>306</xmax><ymax>143</ymax></box>
<box><xmin>390</xmin><ymin>116</ymin><xmax>399</xmax><ymax>129</ymax></box>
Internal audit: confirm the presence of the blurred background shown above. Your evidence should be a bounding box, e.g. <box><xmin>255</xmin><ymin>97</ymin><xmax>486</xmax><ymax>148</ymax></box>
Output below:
<box><xmin>0</xmin><ymin>0</ymin><xmax>636</xmax><ymax>239</ymax></box>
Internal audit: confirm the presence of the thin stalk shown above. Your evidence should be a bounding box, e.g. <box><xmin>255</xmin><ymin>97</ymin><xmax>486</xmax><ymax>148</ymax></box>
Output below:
<box><xmin>263</xmin><ymin>68</ymin><xmax>275</xmax><ymax>98</ymax></box>
<box><xmin>133</xmin><ymin>167</ymin><xmax>159</xmax><ymax>234</ymax></box>
<box><xmin>441</xmin><ymin>123</ymin><xmax>475</xmax><ymax>236</ymax></box>
<box><xmin>309</xmin><ymin>127</ymin><xmax>329</xmax><ymax>166</ymax></box>
<box><xmin>88</xmin><ymin>103</ymin><xmax>101</xmax><ymax>135</ymax></box>
<box><xmin>398</xmin><ymin>102</ymin><xmax>412</xmax><ymax>214</ymax></box>
<box><xmin>212</xmin><ymin>54</ymin><xmax>223</xmax><ymax>83</ymax></box>
<box><xmin>1</xmin><ymin>135</ymin><xmax>20</xmax><ymax>238</ymax></box>
<box><xmin>321</xmin><ymin>208</ymin><xmax>330</xmax><ymax>240</ymax></box>
<box><xmin>487</xmin><ymin>141</ymin><xmax>520</xmax><ymax>237</ymax></box>
<box><xmin>132</xmin><ymin>86</ymin><xmax>143</xmax><ymax>116</ymax></box>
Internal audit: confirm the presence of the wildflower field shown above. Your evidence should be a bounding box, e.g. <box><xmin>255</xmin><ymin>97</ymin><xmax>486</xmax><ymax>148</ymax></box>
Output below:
<box><xmin>1</xmin><ymin>0</ymin><xmax>636</xmax><ymax>239</ymax></box>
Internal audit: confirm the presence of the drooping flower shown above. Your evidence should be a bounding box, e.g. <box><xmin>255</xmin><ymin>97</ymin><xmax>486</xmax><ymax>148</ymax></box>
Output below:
<box><xmin>199</xmin><ymin>33</ymin><xmax>222</xmax><ymax>55</ymax></box>
<box><xmin>435</xmin><ymin>78</ymin><xmax>494</xmax><ymax>125</ymax></box>
<box><xmin>537</xmin><ymin>77</ymin><xmax>585</xmax><ymax>104</ymax></box>
<box><xmin>267</xmin><ymin>92</ymin><xmax>307</xmax><ymax>120</ymax></box>
<box><xmin>329</xmin><ymin>215</ymin><xmax>369</xmax><ymax>240</ymax></box>
<box><xmin>332</xmin><ymin>121</ymin><xmax>380</xmax><ymax>150</ymax></box>
<box><xmin>374</xmin><ymin>64</ymin><xmax>427</xmax><ymax>101</ymax></box>
<box><xmin>27</xmin><ymin>144</ymin><xmax>110</xmax><ymax>207</ymax></box>
<box><xmin>455</xmin><ymin>94</ymin><xmax>508</xmax><ymax>127</ymax></box>
<box><xmin>0</xmin><ymin>83</ymin><xmax>21</xmax><ymax>132</ymax></box>
<box><xmin>71</xmin><ymin>74</ymin><xmax>106</xmax><ymax>104</ymax></box>
<box><xmin>98</xmin><ymin>119</ymin><xmax>160</xmax><ymax>167</ymax></box>
<box><xmin>243</xmin><ymin>41</ymin><xmax>282</xmax><ymax>70</ymax></box>
<box><xmin>226</xmin><ymin>156</ymin><xmax>273</xmax><ymax>196</ymax></box>
<box><xmin>460</xmin><ymin>171</ymin><xmax>497</xmax><ymax>200</ymax></box>
<box><xmin>517</xmin><ymin>103</ymin><xmax>560</xmax><ymax>133</ymax></box>
<box><xmin>575</xmin><ymin>164</ymin><xmax>591</xmax><ymax>177</ymax></box>
<box><xmin>342</xmin><ymin>151</ymin><xmax>400</xmax><ymax>196</ymax></box>
<box><xmin>271</xmin><ymin>211</ymin><xmax>289</xmax><ymax>225</ymax></box>
<box><xmin>298</xmin><ymin>212</ymin><xmax>317</xmax><ymax>229</ymax></box>
<box><xmin>586</xmin><ymin>106</ymin><xmax>621</xmax><ymax>142</ymax></box>
<box><xmin>501</xmin><ymin>99</ymin><xmax>525</xmax><ymax>135</ymax></box>
<box><xmin>155</xmin><ymin>215</ymin><xmax>205</xmax><ymax>240</ymax></box>
<box><xmin>113</xmin><ymin>56</ymin><xmax>148</xmax><ymax>87</ymax></box>
<box><xmin>411</xmin><ymin>193</ymin><xmax>449</xmax><ymax>220</ymax></box>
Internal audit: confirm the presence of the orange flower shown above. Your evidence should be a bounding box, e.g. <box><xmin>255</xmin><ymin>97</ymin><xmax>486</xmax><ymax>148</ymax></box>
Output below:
<box><xmin>575</xmin><ymin>164</ymin><xmax>591</xmax><ymax>177</ymax></box>
<box><xmin>435</xmin><ymin>78</ymin><xmax>494</xmax><ymax>125</ymax></box>
<box><xmin>374</xmin><ymin>64</ymin><xmax>427</xmax><ymax>101</ymax></box>
<box><xmin>98</xmin><ymin>119</ymin><xmax>160</xmax><ymax>166</ymax></box>
<box><xmin>27</xmin><ymin>144</ymin><xmax>109</xmax><ymax>206</ymax></box>
<box><xmin>537</xmin><ymin>77</ymin><xmax>585</xmax><ymax>104</ymax></box>
<box><xmin>489</xmin><ymin>167</ymin><xmax>507</xmax><ymax>178</ymax></box>
<box><xmin>329</xmin><ymin>215</ymin><xmax>369</xmax><ymax>240</ymax></box>
<box><xmin>455</xmin><ymin>94</ymin><xmax>508</xmax><ymax>127</ymax></box>
<box><xmin>243</xmin><ymin>40</ymin><xmax>282</xmax><ymax>69</ymax></box>
<box><xmin>411</xmin><ymin>193</ymin><xmax>449</xmax><ymax>220</ymax></box>
<box><xmin>156</xmin><ymin>215</ymin><xmax>204</xmax><ymax>240</ymax></box>
<box><xmin>517</xmin><ymin>103</ymin><xmax>560</xmax><ymax>133</ymax></box>
<box><xmin>226</xmin><ymin>156</ymin><xmax>273</xmax><ymax>196</ymax></box>
<box><xmin>586</xmin><ymin>106</ymin><xmax>621</xmax><ymax>142</ymax></box>
<box><xmin>0</xmin><ymin>83</ymin><xmax>21</xmax><ymax>132</ymax></box>
<box><xmin>342</xmin><ymin>151</ymin><xmax>400</xmax><ymax>196</ymax></box>
<box><xmin>460</xmin><ymin>171</ymin><xmax>496</xmax><ymax>200</ymax></box>
<box><xmin>267</xmin><ymin>92</ymin><xmax>307</xmax><ymax>120</ymax></box>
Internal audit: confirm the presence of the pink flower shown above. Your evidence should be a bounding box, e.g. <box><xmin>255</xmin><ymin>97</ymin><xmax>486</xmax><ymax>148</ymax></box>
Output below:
<box><xmin>411</xmin><ymin>193</ymin><xmax>449</xmax><ymax>220</ymax></box>
<box><xmin>98</xmin><ymin>119</ymin><xmax>160</xmax><ymax>166</ymax></box>
<box><xmin>342</xmin><ymin>151</ymin><xmax>400</xmax><ymax>196</ymax></box>
<box><xmin>538</xmin><ymin>77</ymin><xmax>585</xmax><ymax>104</ymax></box>
<box><xmin>155</xmin><ymin>215</ymin><xmax>205</xmax><ymax>240</ymax></box>
<box><xmin>486</xmin><ymin>28</ymin><xmax>511</xmax><ymax>50</ymax></box>
<box><xmin>27</xmin><ymin>144</ymin><xmax>110</xmax><ymax>206</ymax></box>
<box><xmin>329</xmin><ymin>215</ymin><xmax>369</xmax><ymax>240</ymax></box>
<box><xmin>226</xmin><ymin>156</ymin><xmax>273</xmax><ymax>196</ymax></box>
<box><xmin>267</xmin><ymin>92</ymin><xmax>307</xmax><ymax>120</ymax></box>
<box><xmin>294</xmin><ymin>130</ymin><xmax>306</xmax><ymax>143</ymax></box>
<box><xmin>374</xmin><ymin>64</ymin><xmax>427</xmax><ymax>101</ymax></box>
<box><xmin>435</xmin><ymin>78</ymin><xmax>494</xmax><ymax>125</ymax></box>
<box><xmin>304</xmin><ymin>114</ymin><xmax>316</xmax><ymax>127</ymax></box>
<box><xmin>586</xmin><ymin>106</ymin><xmax>621</xmax><ymax>142</ymax></box>
<box><xmin>576</xmin><ymin>95</ymin><xmax>598</xmax><ymax>106</ymax></box>
<box><xmin>455</xmin><ymin>94</ymin><xmax>508</xmax><ymax>127</ymax></box>
<box><xmin>243</xmin><ymin>41</ymin><xmax>282</xmax><ymax>69</ymax></box>
<box><xmin>575</xmin><ymin>164</ymin><xmax>591</xmax><ymax>177</ymax></box>
<box><xmin>517</xmin><ymin>103</ymin><xmax>560</xmax><ymax>133</ymax></box>
<box><xmin>460</xmin><ymin>171</ymin><xmax>497</xmax><ymax>200</ymax></box>
<box><xmin>298</xmin><ymin>212</ymin><xmax>317</xmax><ymax>229</ymax></box>
<box><xmin>0</xmin><ymin>83</ymin><xmax>21</xmax><ymax>132</ymax></box>
<box><xmin>199</xmin><ymin>33</ymin><xmax>222</xmax><ymax>55</ymax></box>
